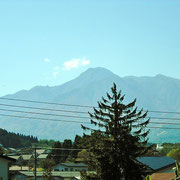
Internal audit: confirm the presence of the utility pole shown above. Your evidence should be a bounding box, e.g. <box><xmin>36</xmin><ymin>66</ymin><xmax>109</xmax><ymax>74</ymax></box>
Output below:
<box><xmin>34</xmin><ymin>147</ymin><xmax>37</xmax><ymax>180</ymax></box>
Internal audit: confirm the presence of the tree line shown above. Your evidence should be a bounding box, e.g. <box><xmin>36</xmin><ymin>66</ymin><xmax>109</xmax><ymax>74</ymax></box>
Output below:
<box><xmin>0</xmin><ymin>128</ymin><xmax>38</xmax><ymax>148</ymax></box>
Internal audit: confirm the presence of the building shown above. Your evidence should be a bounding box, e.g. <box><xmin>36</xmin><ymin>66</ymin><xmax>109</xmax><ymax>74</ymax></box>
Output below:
<box><xmin>9</xmin><ymin>165</ymin><xmax>29</xmax><ymax>171</ymax></box>
<box><xmin>8</xmin><ymin>155</ymin><xmax>23</xmax><ymax>166</ymax></box>
<box><xmin>21</xmin><ymin>154</ymin><xmax>34</xmax><ymax>165</ymax></box>
<box><xmin>12</xmin><ymin>171</ymin><xmax>81</xmax><ymax>180</ymax></box>
<box><xmin>137</xmin><ymin>156</ymin><xmax>175</xmax><ymax>173</ymax></box>
<box><xmin>37</xmin><ymin>154</ymin><xmax>49</xmax><ymax>165</ymax></box>
<box><xmin>53</xmin><ymin>163</ymin><xmax>88</xmax><ymax>172</ymax></box>
<box><xmin>36</xmin><ymin>149</ymin><xmax>46</xmax><ymax>155</ymax></box>
<box><xmin>0</xmin><ymin>155</ymin><xmax>16</xmax><ymax>180</ymax></box>
<box><xmin>150</xmin><ymin>173</ymin><xmax>175</xmax><ymax>180</ymax></box>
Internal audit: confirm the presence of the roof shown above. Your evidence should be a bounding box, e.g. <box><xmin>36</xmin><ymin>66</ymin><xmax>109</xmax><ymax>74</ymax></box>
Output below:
<box><xmin>151</xmin><ymin>173</ymin><xmax>175</xmax><ymax>180</ymax></box>
<box><xmin>36</xmin><ymin>149</ymin><xmax>46</xmax><ymax>155</ymax></box>
<box><xmin>9</xmin><ymin>165</ymin><xmax>29</xmax><ymax>171</ymax></box>
<box><xmin>0</xmin><ymin>155</ymin><xmax>16</xmax><ymax>162</ymax></box>
<box><xmin>8</xmin><ymin>155</ymin><xmax>21</xmax><ymax>160</ymax></box>
<box><xmin>18</xmin><ymin>171</ymin><xmax>81</xmax><ymax>177</ymax></box>
<box><xmin>59</xmin><ymin>163</ymin><xmax>88</xmax><ymax>167</ymax></box>
<box><xmin>22</xmin><ymin>154</ymin><xmax>34</xmax><ymax>160</ymax></box>
<box><xmin>137</xmin><ymin>156</ymin><xmax>175</xmax><ymax>171</ymax></box>
<box><xmin>38</xmin><ymin>154</ymin><xmax>48</xmax><ymax>159</ymax></box>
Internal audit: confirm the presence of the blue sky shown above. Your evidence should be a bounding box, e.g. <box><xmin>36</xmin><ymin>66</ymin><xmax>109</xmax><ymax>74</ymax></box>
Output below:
<box><xmin>0</xmin><ymin>0</ymin><xmax>180</xmax><ymax>96</ymax></box>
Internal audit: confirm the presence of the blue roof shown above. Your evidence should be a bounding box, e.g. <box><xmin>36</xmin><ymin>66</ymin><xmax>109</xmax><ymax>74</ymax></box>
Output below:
<box><xmin>137</xmin><ymin>156</ymin><xmax>175</xmax><ymax>170</ymax></box>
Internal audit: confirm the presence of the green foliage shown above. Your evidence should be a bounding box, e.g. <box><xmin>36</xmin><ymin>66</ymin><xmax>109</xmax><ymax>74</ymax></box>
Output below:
<box><xmin>0</xmin><ymin>128</ymin><xmax>38</xmax><ymax>148</ymax></box>
<box><xmin>41</xmin><ymin>158</ymin><xmax>55</xmax><ymax>180</ymax></box>
<box><xmin>171</xmin><ymin>162</ymin><xmax>180</xmax><ymax>180</ymax></box>
<box><xmin>61</xmin><ymin>139</ymin><xmax>73</xmax><ymax>162</ymax></box>
<box><xmin>81</xmin><ymin>83</ymin><xmax>150</xmax><ymax>180</ymax></box>
<box><xmin>75</xmin><ymin>149</ymin><xmax>89</xmax><ymax>163</ymax></box>
<box><xmin>80</xmin><ymin>170</ymin><xmax>100</xmax><ymax>180</ymax></box>
<box><xmin>167</xmin><ymin>148</ymin><xmax>180</xmax><ymax>161</ymax></box>
<box><xmin>38</xmin><ymin>139</ymin><xmax>55</xmax><ymax>147</ymax></box>
<box><xmin>159</xmin><ymin>143</ymin><xmax>180</xmax><ymax>156</ymax></box>
<box><xmin>144</xmin><ymin>175</ymin><xmax>152</xmax><ymax>180</ymax></box>
<box><xmin>40</xmin><ymin>158</ymin><xmax>55</xmax><ymax>169</ymax></box>
<box><xmin>50</xmin><ymin>141</ymin><xmax>62</xmax><ymax>164</ymax></box>
<box><xmin>49</xmin><ymin>139</ymin><xmax>73</xmax><ymax>163</ymax></box>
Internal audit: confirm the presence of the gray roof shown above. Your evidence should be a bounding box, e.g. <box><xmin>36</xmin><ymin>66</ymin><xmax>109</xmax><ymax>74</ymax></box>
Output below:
<box><xmin>137</xmin><ymin>156</ymin><xmax>175</xmax><ymax>171</ymax></box>
<box><xmin>60</xmin><ymin>163</ymin><xmax>88</xmax><ymax>167</ymax></box>
<box><xmin>38</xmin><ymin>154</ymin><xmax>48</xmax><ymax>159</ymax></box>
<box><xmin>22</xmin><ymin>154</ymin><xmax>34</xmax><ymax>160</ymax></box>
<box><xmin>18</xmin><ymin>171</ymin><xmax>95</xmax><ymax>177</ymax></box>
<box><xmin>18</xmin><ymin>171</ymin><xmax>81</xmax><ymax>177</ymax></box>
<box><xmin>9</xmin><ymin>165</ymin><xmax>29</xmax><ymax>171</ymax></box>
<box><xmin>36</xmin><ymin>149</ymin><xmax>46</xmax><ymax>155</ymax></box>
<box><xmin>8</xmin><ymin>155</ymin><xmax>21</xmax><ymax>160</ymax></box>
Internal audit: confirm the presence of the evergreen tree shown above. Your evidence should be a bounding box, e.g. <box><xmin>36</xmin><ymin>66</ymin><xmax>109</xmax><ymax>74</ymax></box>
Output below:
<box><xmin>62</xmin><ymin>139</ymin><xmax>73</xmax><ymax>162</ymax></box>
<box><xmin>50</xmin><ymin>141</ymin><xmax>62</xmax><ymax>164</ymax></box>
<box><xmin>82</xmin><ymin>83</ymin><xmax>150</xmax><ymax>180</ymax></box>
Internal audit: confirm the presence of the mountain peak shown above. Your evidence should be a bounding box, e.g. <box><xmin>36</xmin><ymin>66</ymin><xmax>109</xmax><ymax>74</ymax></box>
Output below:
<box><xmin>80</xmin><ymin>67</ymin><xmax>116</xmax><ymax>78</ymax></box>
<box><xmin>82</xmin><ymin>67</ymin><xmax>114</xmax><ymax>75</ymax></box>
<box><xmin>77</xmin><ymin>67</ymin><xmax>118</xmax><ymax>83</ymax></box>
<box><xmin>155</xmin><ymin>74</ymin><xmax>166</xmax><ymax>78</ymax></box>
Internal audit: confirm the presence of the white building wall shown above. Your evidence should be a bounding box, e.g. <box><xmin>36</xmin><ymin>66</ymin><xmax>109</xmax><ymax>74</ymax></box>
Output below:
<box><xmin>0</xmin><ymin>158</ymin><xmax>9</xmax><ymax>180</ymax></box>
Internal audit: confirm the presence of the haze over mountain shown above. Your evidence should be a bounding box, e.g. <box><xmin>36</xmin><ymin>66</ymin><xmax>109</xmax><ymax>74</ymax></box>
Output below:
<box><xmin>0</xmin><ymin>67</ymin><xmax>180</xmax><ymax>142</ymax></box>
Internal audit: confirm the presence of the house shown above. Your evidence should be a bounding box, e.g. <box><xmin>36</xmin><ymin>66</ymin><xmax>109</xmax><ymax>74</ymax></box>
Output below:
<box><xmin>53</xmin><ymin>163</ymin><xmax>88</xmax><ymax>172</ymax></box>
<box><xmin>12</xmin><ymin>171</ymin><xmax>81</xmax><ymax>180</ymax></box>
<box><xmin>9</xmin><ymin>165</ymin><xmax>29</xmax><ymax>171</ymax></box>
<box><xmin>150</xmin><ymin>173</ymin><xmax>175</xmax><ymax>180</ymax></box>
<box><xmin>137</xmin><ymin>156</ymin><xmax>175</xmax><ymax>173</ymax></box>
<box><xmin>21</xmin><ymin>154</ymin><xmax>34</xmax><ymax>165</ymax></box>
<box><xmin>8</xmin><ymin>155</ymin><xmax>23</xmax><ymax>166</ymax></box>
<box><xmin>38</xmin><ymin>154</ymin><xmax>48</xmax><ymax>161</ymax></box>
<box><xmin>37</xmin><ymin>154</ymin><xmax>49</xmax><ymax>165</ymax></box>
<box><xmin>36</xmin><ymin>149</ymin><xmax>47</xmax><ymax>155</ymax></box>
<box><xmin>0</xmin><ymin>155</ymin><xmax>16</xmax><ymax>180</ymax></box>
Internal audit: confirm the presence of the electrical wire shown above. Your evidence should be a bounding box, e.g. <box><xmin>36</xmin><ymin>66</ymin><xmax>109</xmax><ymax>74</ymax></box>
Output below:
<box><xmin>0</xmin><ymin>113</ymin><xmax>91</xmax><ymax>124</ymax></box>
<box><xmin>0</xmin><ymin>113</ymin><xmax>180</xmax><ymax>130</ymax></box>
<box><xmin>1</xmin><ymin>97</ymin><xmax>180</xmax><ymax>115</ymax></box>
<box><xmin>0</xmin><ymin>103</ymin><xmax>88</xmax><ymax>114</ymax></box>
<box><xmin>1</xmin><ymin>104</ymin><xmax>180</xmax><ymax>122</ymax></box>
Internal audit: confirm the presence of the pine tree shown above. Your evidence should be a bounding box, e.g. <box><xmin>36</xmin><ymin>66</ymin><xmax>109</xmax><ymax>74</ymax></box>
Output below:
<box><xmin>50</xmin><ymin>141</ymin><xmax>62</xmax><ymax>164</ymax></box>
<box><xmin>81</xmin><ymin>83</ymin><xmax>150</xmax><ymax>180</ymax></box>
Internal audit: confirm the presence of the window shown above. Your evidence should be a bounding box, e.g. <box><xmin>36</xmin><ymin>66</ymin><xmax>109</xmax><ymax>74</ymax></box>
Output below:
<box><xmin>54</xmin><ymin>169</ymin><xmax>59</xmax><ymax>171</ymax></box>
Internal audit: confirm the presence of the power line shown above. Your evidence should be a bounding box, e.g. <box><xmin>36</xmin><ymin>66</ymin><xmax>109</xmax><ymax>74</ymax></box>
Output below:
<box><xmin>0</xmin><ymin>113</ymin><xmax>180</xmax><ymax>130</ymax></box>
<box><xmin>147</xmin><ymin>126</ymin><xmax>180</xmax><ymax>130</ymax></box>
<box><xmin>0</xmin><ymin>108</ymin><xmax>89</xmax><ymax>119</ymax></box>
<box><xmin>0</xmin><ymin>103</ymin><xmax>88</xmax><ymax>114</ymax></box>
<box><xmin>1</xmin><ymin>103</ymin><xmax>180</xmax><ymax>122</ymax></box>
<box><xmin>1</xmin><ymin>97</ymin><xmax>180</xmax><ymax>115</ymax></box>
<box><xmin>0</xmin><ymin>97</ymin><xmax>94</xmax><ymax>108</ymax></box>
<box><xmin>0</xmin><ymin>113</ymin><xmax>91</xmax><ymax>124</ymax></box>
<box><xmin>149</xmin><ymin>121</ymin><xmax>180</xmax><ymax>126</ymax></box>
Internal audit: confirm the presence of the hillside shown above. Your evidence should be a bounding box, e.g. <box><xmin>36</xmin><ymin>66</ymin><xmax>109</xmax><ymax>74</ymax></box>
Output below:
<box><xmin>0</xmin><ymin>128</ymin><xmax>38</xmax><ymax>148</ymax></box>
<box><xmin>0</xmin><ymin>67</ymin><xmax>180</xmax><ymax>142</ymax></box>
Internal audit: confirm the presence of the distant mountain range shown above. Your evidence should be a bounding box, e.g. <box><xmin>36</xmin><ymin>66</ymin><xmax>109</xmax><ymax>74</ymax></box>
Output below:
<box><xmin>1</xmin><ymin>67</ymin><xmax>180</xmax><ymax>143</ymax></box>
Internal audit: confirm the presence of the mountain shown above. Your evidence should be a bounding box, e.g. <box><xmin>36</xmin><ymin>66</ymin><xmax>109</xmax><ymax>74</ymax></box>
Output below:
<box><xmin>0</xmin><ymin>67</ymin><xmax>180</xmax><ymax>143</ymax></box>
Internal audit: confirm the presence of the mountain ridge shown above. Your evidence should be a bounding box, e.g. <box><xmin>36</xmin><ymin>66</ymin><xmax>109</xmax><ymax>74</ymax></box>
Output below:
<box><xmin>1</xmin><ymin>67</ymin><xmax>180</xmax><ymax>143</ymax></box>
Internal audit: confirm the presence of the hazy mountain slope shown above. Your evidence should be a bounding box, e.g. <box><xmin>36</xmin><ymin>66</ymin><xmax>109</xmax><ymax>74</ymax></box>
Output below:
<box><xmin>0</xmin><ymin>67</ymin><xmax>180</xmax><ymax>142</ymax></box>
